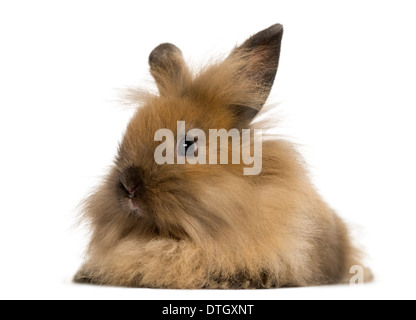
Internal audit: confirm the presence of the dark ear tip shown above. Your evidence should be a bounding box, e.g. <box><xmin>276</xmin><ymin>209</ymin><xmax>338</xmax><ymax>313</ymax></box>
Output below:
<box><xmin>269</xmin><ymin>23</ymin><xmax>284</xmax><ymax>34</ymax></box>
<box><xmin>243</xmin><ymin>23</ymin><xmax>284</xmax><ymax>49</ymax></box>
<box><xmin>149</xmin><ymin>43</ymin><xmax>182</xmax><ymax>66</ymax></box>
<box><xmin>258</xmin><ymin>23</ymin><xmax>284</xmax><ymax>42</ymax></box>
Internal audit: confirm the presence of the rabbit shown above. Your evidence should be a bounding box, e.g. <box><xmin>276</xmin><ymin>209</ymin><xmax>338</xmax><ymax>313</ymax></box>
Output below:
<box><xmin>74</xmin><ymin>24</ymin><xmax>371</xmax><ymax>289</ymax></box>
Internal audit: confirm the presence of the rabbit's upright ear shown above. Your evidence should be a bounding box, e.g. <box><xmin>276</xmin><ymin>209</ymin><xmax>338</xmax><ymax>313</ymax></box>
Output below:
<box><xmin>227</xmin><ymin>24</ymin><xmax>284</xmax><ymax>118</ymax></box>
<box><xmin>149</xmin><ymin>43</ymin><xmax>191</xmax><ymax>96</ymax></box>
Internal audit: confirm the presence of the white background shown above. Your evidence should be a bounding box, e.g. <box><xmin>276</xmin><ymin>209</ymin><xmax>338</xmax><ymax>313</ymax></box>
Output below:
<box><xmin>1</xmin><ymin>0</ymin><xmax>415</xmax><ymax>300</ymax></box>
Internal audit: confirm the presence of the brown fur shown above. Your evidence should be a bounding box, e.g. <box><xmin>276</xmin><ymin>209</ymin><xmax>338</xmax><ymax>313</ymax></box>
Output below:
<box><xmin>74</xmin><ymin>24</ymin><xmax>371</xmax><ymax>289</ymax></box>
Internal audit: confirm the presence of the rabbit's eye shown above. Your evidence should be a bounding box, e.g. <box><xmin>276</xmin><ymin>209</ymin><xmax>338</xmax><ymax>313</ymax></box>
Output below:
<box><xmin>178</xmin><ymin>136</ymin><xmax>198</xmax><ymax>157</ymax></box>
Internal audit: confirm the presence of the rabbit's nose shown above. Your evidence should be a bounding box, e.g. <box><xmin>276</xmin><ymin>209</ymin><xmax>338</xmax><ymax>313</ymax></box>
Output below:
<box><xmin>125</xmin><ymin>185</ymin><xmax>140</xmax><ymax>199</ymax></box>
<box><xmin>121</xmin><ymin>166</ymin><xmax>146</xmax><ymax>198</ymax></box>
<box><xmin>128</xmin><ymin>186</ymin><xmax>138</xmax><ymax>196</ymax></box>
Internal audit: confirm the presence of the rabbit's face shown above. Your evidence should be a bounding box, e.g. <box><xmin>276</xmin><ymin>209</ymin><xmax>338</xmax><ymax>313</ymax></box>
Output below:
<box><xmin>107</xmin><ymin>25</ymin><xmax>283</xmax><ymax>240</ymax></box>
<box><xmin>112</xmin><ymin>95</ymin><xmax>247</xmax><ymax>240</ymax></box>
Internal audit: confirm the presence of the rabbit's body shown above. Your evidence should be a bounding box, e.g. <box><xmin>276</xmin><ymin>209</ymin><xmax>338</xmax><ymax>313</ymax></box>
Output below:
<box><xmin>75</xmin><ymin>24</ymin><xmax>369</xmax><ymax>288</ymax></box>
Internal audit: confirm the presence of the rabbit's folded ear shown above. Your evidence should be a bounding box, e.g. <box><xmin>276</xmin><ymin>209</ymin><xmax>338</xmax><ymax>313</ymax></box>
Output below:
<box><xmin>149</xmin><ymin>43</ymin><xmax>191</xmax><ymax>96</ymax></box>
<box><xmin>226</xmin><ymin>24</ymin><xmax>284</xmax><ymax>119</ymax></box>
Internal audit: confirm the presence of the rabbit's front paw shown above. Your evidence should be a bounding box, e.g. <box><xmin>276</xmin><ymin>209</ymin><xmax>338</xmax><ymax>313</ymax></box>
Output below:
<box><xmin>73</xmin><ymin>268</ymin><xmax>102</xmax><ymax>285</ymax></box>
<box><xmin>207</xmin><ymin>271</ymin><xmax>279</xmax><ymax>289</ymax></box>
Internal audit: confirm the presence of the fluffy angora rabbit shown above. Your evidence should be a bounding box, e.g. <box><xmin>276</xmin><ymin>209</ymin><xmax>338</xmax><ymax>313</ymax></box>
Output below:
<box><xmin>75</xmin><ymin>24</ymin><xmax>371</xmax><ymax>288</ymax></box>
